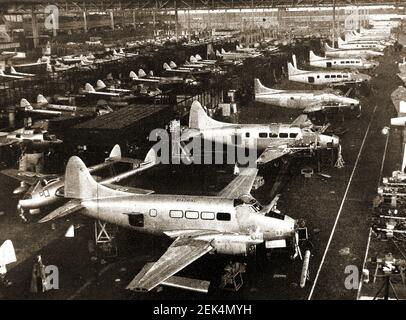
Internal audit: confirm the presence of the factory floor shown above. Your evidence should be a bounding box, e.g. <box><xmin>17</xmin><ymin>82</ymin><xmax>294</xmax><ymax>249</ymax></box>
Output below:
<box><xmin>0</xmin><ymin>48</ymin><xmax>404</xmax><ymax>300</ymax></box>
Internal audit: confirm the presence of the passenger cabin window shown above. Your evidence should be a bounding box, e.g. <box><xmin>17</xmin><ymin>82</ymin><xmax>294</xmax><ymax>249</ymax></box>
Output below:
<box><xmin>289</xmin><ymin>133</ymin><xmax>298</xmax><ymax>138</ymax></box>
<box><xmin>279</xmin><ymin>132</ymin><xmax>288</xmax><ymax>138</ymax></box>
<box><xmin>290</xmin><ymin>97</ymin><xmax>294</xmax><ymax>100</ymax></box>
<box><xmin>343</xmin><ymin>75</ymin><xmax>349</xmax><ymax>78</ymax></box>
<box><xmin>201</xmin><ymin>211</ymin><xmax>215</xmax><ymax>220</ymax></box>
<box><xmin>185</xmin><ymin>211</ymin><xmax>199</xmax><ymax>219</ymax></box>
<box><xmin>269</xmin><ymin>133</ymin><xmax>278</xmax><ymax>138</ymax></box>
<box><xmin>169</xmin><ymin>210</ymin><xmax>183</xmax><ymax>218</ymax></box>
<box><xmin>128</xmin><ymin>213</ymin><xmax>144</xmax><ymax>227</ymax></box>
<box><xmin>337</xmin><ymin>75</ymin><xmax>342</xmax><ymax>78</ymax></box>
<box><xmin>325</xmin><ymin>75</ymin><xmax>330</xmax><ymax>78</ymax></box>
<box><xmin>259</xmin><ymin>132</ymin><xmax>268</xmax><ymax>138</ymax></box>
<box><xmin>331</xmin><ymin>75</ymin><xmax>336</xmax><ymax>78</ymax></box>
<box><xmin>217</xmin><ymin>212</ymin><xmax>231</xmax><ymax>221</ymax></box>
<box><xmin>245</xmin><ymin>132</ymin><xmax>250</xmax><ymax>138</ymax></box>
<box><xmin>149</xmin><ymin>209</ymin><xmax>157</xmax><ymax>217</ymax></box>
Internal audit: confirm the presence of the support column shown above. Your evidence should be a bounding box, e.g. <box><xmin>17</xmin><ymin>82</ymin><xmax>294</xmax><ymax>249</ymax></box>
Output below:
<box><xmin>83</xmin><ymin>10</ymin><xmax>88</xmax><ymax>32</ymax></box>
<box><xmin>174</xmin><ymin>0</ymin><xmax>178</xmax><ymax>42</ymax></box>
<box><xmin>110</xmin><ymin>11</ymin><xmax>115</xmax><ymax>30</ymax></box>
<box><xmin>31</xmin><ymin>11</ymin><xmax>39</xmax><ymax>48</ymax></box>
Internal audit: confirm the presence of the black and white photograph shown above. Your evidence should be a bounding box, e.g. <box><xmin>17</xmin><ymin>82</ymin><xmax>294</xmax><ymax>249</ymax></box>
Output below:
<box><xmin>0</xmin><ymin>0</ymin><xmax>405</xmax><ymax>305</ymax></box>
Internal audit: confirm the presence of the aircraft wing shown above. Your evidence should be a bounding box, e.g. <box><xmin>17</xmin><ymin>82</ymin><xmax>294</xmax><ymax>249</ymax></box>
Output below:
<box><xmin>126</xmin><ymin>236</ymin><xmax>213</xmax><ymax>292</ymax></box>
<box><xmin>38</xmin><ymin>199</ymin><xmax>84</xmax><ymax>223</ymax></box>
<box><xmin>217</xmin><ymin>167</ymin><xmax>258</xmax><ymax>198</ymax></box>
<box><xmin>0</xmin><ymin>136</ymin><xmax>16</xmax><ymax>147</ymax></box>
<box><xmin>1</xmin><ymin>168</ymin><xmax>58</xmax><ymax>185</ymax></box>
<box><xmin>102</xmin><ymin>184</ymin><xmax>154</xmax><ymax>195</ymax></box>
<box><xmin>291</xmin><ymin>114</ymin><xmax>312</xmax><ymax>127</ymax></box>
<box><xmin>256</xmin><ymin>143</ymin><xmax>291</xmax><ymax>165</ymax></box>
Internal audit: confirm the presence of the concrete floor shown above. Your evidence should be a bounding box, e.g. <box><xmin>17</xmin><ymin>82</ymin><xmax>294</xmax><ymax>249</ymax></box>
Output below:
<box><xmin>0</xmin><ymin>48</ymin><xmax>403</xmax><ymax>300</ymax></box>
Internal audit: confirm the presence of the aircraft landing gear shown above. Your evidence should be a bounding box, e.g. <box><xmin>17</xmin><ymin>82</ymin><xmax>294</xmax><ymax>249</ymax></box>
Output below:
<box><xmin>94</xmin><ymin>220</ymin><xmax>118</xmax><ymax>259</ymax></box>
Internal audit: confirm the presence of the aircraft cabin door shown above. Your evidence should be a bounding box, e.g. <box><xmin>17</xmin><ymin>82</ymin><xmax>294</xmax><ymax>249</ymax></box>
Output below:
<box><xmin>326</xmin><ymin>62</ymin><xmax>332</xmax><ymax>68</ymax></box>
<box><xmin>308</xmin><ymin>76</ymin><xmax>315</xmax><ymax>84</ymax></box>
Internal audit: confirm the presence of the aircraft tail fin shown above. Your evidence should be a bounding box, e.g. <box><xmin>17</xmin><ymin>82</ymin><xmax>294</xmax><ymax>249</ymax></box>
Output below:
<box><xmin>64</xmin><ymin>156</ymin><xmax>127</xmax><ymax>200</ymax></box>
<box><xmin>221</xmin><ymin>48</ymin><xmax>226</xmax><ymax>54</ymax></box>
<box><xmin>195</xmin><ymin>54</ymin><xmax>203</xmax><ymax>61</ymax></box>
<box><xmin>338</xmin><ymin>37</ymin><xmax>345</xmax><ymax>47</ymax></box>
<box><xmin>144</xmin><ymin>147</ymin><xmax>158</xmax><ymax>164</ymax></box>
<box><xmin>138</xmin><ymin>69</ymin><xmax>147</xmax><ymax>78</ymax></box>
<box><xmin>189</xmin><ymin>101</ymin><xmax>224</xmax><ymax>130</ymax></box>
<box><xmin>216</xmin><ymin>50</ymin><xmax>222</xmax><ymax>57</ymax></box>
<box><xmin>108</xmin><ymin>144</ymin><xmax>121</xmax><ymax>159</ymax></box>
<box><xmin>169</xmin><ymin>61</ymin><xmax>177</xmax><ymax>68</ymax></box>
<box><xmin>10</xmin><ymin>66</ymin><xmax>17</xmax><ymax>74</ymax></box>
<box><xmin>254</xmin><ymin>78</ymin><xmax>282</xmax><ymax>94</ymax></box>
<box><xmin>85</xmin><ymin>83</ymin><xmax>96</xmax><ymax>93</ymax></box>
<box><xmin>292</xmin><ymin>54</ymin><xmax>298</xmax><ymax>69</ymax></box>
<box><xmin>325</xmin><ymin>42</ymin><xmax>334</xmax><ymax>51</ymax></box>
<box><xmin>96</xmin><ymin>79</ymin><xmax>107</xmax><ymax>90</ymax></box>
<box><xmin>163</xmin><ymin>63</ymin><xmax>171</xmax><ymax>70</ymax></box>
<box><xmin>149</xmin><ymin>70</ymin><xmax>154</xmax><ymax>77</ymax></box>
<box><xmin>20</xmin><ymin>98</ymin><xmax>33</xmax><ymax>110</ymax></box>
<box><xmin>190</xmin><ymin>55</ymin><xmax>197</xmax><ymax>63</ymax></box>
<box><xmin>309</xmin><ymin>50</ymin><xmax>320</xmax><ymax>62</ymax></box>
<box><xmin>288</xmin><ymin>62</ymin><xmax>300</xmax><ymax>76</ymax></box>
<box><xmin>0</xmin><ymin>240</ymin><xmax>16</xmax><ymax>266</ymax></box>
<box><xmin>37</xmin><ymin>94</ymin><xmax>48</xmax><ymax>105</ymax></box>
<box><xmin>129</xmin><ymin>71</ymin><xmax>138</xmax><ymax>80</ymax></box>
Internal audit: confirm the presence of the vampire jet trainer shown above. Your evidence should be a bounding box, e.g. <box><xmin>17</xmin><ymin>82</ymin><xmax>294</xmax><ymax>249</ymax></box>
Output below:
<box><xmin>2</xmin><ymin>145</ymin><xmax>158</xmax><ymax>215</ymax></box>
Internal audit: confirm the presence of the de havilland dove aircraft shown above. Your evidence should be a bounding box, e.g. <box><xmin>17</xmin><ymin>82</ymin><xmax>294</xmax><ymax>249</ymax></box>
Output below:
<box><xmin>38</xmin><ymin>154</ymin><xmax>304</xmax><ymax>292</ymax></box>
<box><xmin>288</xmin><ymin>55</ymin><xmax>371</xmax><ymax>86</ymax></box>
<box><xmin>215</xmin><ymin>48</ymin><xmax>262</xmax><ymax>60</ymax></box>
<box><xmin>2</xmin><ymin>145</ymin><xmax>158</xmax><ymax>215</ymax></box>
<box><xmin>324</xmin><ymin>43</ymin><xmax>384</xmax><ymax>59</ymax></box>
<box><xmin>337</xmin><ymin>37</ymin><xmax>386</xmax><ymax>52</ymax></box>
<box><xmin>181</xmin><ymin>101</ymin><xmax>339</xmax><ymax>165</ymax></box>
<box><xmin>254</xmin><ymin>78</ymin><xmax>360</xmax><ymax>114</ymax></box>
<box><xmin>0</xmin><ymin>127</ymin><xmax>62</xmax><ymax>148</ymax></box>
<box><xmin>309</xmin><ymin>51</ymin><xmax>379</xmax><ymax>70</ymax></box>
<box><xmin>0</xmin><ymin>69</ymin><xmax>26</xmax><ymax>80</ymax></box>
<box><xmin>20</xmin><ymin>94</ymin><xmax>78</xmax><ymax>116</ymax></box>
<box><xmin>129</xmin><ymin>69</ymin><xmax>184</xmax><ymax>85</ymax></box>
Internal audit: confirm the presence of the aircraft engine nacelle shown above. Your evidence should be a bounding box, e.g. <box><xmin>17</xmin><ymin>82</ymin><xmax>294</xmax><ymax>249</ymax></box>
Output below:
<box><xmin>212</xmin><ymin>240</ymin><xmax>256</xmax><ymax>256</ymax></box>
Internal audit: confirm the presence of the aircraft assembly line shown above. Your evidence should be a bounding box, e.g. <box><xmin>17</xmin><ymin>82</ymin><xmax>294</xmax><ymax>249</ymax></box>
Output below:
<box><xmin>0</xmin><ymin>0</ymin><xmax>406</xmax><ymax>303</ymax></box>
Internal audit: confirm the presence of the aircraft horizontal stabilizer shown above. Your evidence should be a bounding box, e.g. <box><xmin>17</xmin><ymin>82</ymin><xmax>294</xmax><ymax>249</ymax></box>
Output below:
<box><xmin>38</xmin><ymin>199</ymin><xmax>83</xmax><ymax>223</ymax></box>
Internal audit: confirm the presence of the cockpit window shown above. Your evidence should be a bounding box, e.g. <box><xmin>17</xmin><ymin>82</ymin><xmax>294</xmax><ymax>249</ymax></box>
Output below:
<box><xmin>268</xmin><ymin>211</ymin><xmax>285</xmax><ymax>220</ymax></box>
<box><xmin>251</xmin><ymin>201</ymin><xmax>263</xmax><ymax>212</ymax></box>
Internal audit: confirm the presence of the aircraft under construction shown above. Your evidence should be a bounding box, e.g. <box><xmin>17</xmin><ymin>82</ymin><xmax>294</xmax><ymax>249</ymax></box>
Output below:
<box><xmin>2</xmin><ymin>145</ymin><xmax>158</xmax><ymax>216</ymax></box>
<box><xmin>254</xmin><ymin>78</ymin><xmax>360</xmax><ymax>114</ymax></box>
<box><xmin>309</xmin><ymin>51</ymin><xmax>379</xmax><ymax>70</ymax></box>
<box><xmin>288</xmin><ymin>55</ymin><xmax>371</xmax><ymax>86</ymax></box>
<box><xmin>39</xmin><ymin>154</ymin><xmax>305</xmax><ymax>293</ymax></box>
<box><xmin>180</xmin><ymin>101</ymin><xmax>340</xmax><ymax>165</ymax></box>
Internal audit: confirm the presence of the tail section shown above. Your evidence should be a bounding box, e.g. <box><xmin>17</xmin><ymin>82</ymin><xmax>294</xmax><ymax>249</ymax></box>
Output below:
<box><xmin>96</xmin><ymin>80</ymin><xmax>107</xmax><ymax>90</ymax></box>
<box><xmin>195</xmin><ymin>54</ymin><xmax>202</xmax><ymax>61</ymax></box>
<box><xmin>325</xmin><ymin>43</ymin><xmax>334</xmax><ymax>51</ymax></box>
<box><xmin>190</xmin><ymin>55</ymin><xmax>197</xmax><ymax>63</ymax></box>
<box><xmin>20</xmin><ymin>98</ymin><xmax>33</xmax><ymax>110</ymax></box>
<box><xmin>10</xmin><ymin>66</ymin><xmax>17</xmax><ymax>74</ymax></box>
<box><xmin>108</xmin><ymin>144</ymin><xmax>121</xmax><ymax>159</ymax></box>
<box><xmin>292</xmin><ymin>54</ymin><xmax>298</xmax><ymax>69</ymax></box>
<box><xmin>64</xmin><ymin>156</ymin><xmax>127</xmax><ymax>200</ymax></box>
<box><xmin>144</xmin><ymin>147</ymin><xmax>158</xmax><ymax>164</ymax></box>
<box><xmin>129</xmin><ymin>71</ymin><xmax>138</xmax><ymax>80</ymax></box>
<box><xmin>37</xmin><ymin>94</ymin><xmax>48</xmax><ymax>105</ymax></box>
<box><xmin>138</xmin><ymin>69</ymin><xmax>147</xmax><ymax>78</ymax></box>
<box><xmin>163</xmin><ymin>63</ymin><xmax>171</xmax><ymax>70</ymax></box>
<box><xmin>309</xmin><ymin>50</ymin><xmax>321</xmax><ymax>62</ymax></box>
<box><xmin>188</xmin><ymin>101</ymin><xmax>225</xmax><ymax>130</ymax></box>
<box><xmin>169</xmin><ymin>61</ymin><xmax>177</xmax><ymax>68</ymax></box>
<box><xmin>216</xmin><ymin>50</ymin><xmax>222</xmax><ymax>57</ymax></box>
<box><xmin>254</xmin><ymin>78</ymin><xmax>283</xmax><ymax>95</ymax></box>
<box><xmin>85</xmin><ymin>83</ymin><xmax>96</xmax><ymax>93</ymax></box>
<box><xmin>288</xmin><ymin>62</ymin><xmax>300</xmax><ymax>76</ymax></box>
<box><xmin>149</xmin><ymin>70</ymin><xmax>154</xmax><ymax>77</ymax></box>
<box><xmin>0</xmin><ymin>240</ymin><xmax>16</xmax><ymax>266</ymax></box>
<box><xmin>221</xmin><ymin>48</ymin><xmax>226</xmax><ymax>54</ymax></box>
<box><xmin>338</xmin><ymin>37</ymin><xmax>345</xmax><ymax>47</ymax></box>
